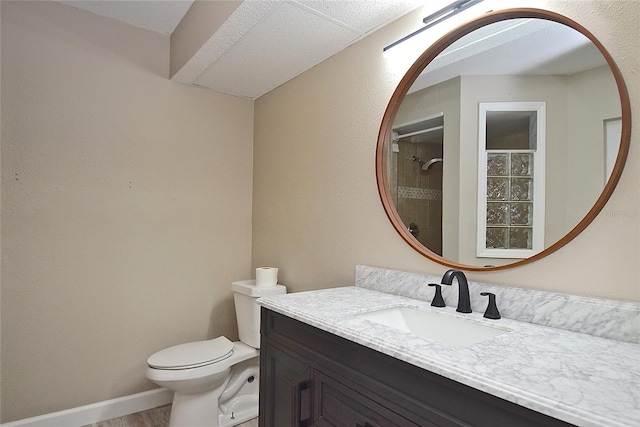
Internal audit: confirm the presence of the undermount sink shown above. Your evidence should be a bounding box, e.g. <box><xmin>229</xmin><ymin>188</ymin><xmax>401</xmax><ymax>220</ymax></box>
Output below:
<box><xmin>356</xmin><ymin>306</ymin><xmax>511</xmax><ymax>347</ymax></box>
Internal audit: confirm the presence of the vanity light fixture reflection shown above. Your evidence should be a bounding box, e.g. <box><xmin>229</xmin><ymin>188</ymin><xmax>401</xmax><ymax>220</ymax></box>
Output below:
<box><xmin>383</xmin><ymin>0</ymin><xmax>485</xmax><ymax>54</ymax></box>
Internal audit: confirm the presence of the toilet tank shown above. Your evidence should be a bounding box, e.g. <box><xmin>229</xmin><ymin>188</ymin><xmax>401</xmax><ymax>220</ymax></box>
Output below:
<box><xmin>231</xmin><ymin>280</ymin><xmax>287</xmax><ymax>348</ymax></box>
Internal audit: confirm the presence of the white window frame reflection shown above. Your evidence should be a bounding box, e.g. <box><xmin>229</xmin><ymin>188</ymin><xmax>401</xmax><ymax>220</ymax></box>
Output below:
<box><xmin>477</xmin><ymin>102</ymin><xmax>546</xmax><ymax>259</ymax></box>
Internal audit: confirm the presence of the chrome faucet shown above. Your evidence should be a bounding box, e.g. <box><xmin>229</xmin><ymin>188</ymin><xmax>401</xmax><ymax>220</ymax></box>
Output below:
<box><xmin>441</xmin><ymin>269</ymin><xmax>472</xmax><ymax>313</ymax></box>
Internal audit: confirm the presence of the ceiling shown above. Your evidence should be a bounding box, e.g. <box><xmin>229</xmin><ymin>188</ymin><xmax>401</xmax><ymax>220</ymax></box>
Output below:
<box><xmin>58</xmin><ymin>0</ymin><xmax>426</xmax><ymax>99</ymax></box>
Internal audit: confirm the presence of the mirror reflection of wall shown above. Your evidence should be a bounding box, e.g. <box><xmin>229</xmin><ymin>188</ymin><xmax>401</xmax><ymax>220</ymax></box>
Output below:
<box><xmin>605</xmin><ymin>118</ymin><xmax>622</xmax><ymax>182</ymax></box>
<box><xmin>485</xmin><ymin>111</ymin><xmax>537</xmax><ymax>150</ymax></box>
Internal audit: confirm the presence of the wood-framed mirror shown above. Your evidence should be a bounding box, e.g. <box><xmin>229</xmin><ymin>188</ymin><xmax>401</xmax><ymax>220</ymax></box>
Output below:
<box><xmin>376</xmin><ymin>8</ymin><xmax>631</xmax><ymax>271</ymax></box>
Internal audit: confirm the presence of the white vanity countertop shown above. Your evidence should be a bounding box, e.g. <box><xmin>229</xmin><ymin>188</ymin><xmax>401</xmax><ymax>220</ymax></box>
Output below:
<box><xmin>258</xmin><ymin>286</ymin><xmax>640</xmax><ymax>427</ymax></box>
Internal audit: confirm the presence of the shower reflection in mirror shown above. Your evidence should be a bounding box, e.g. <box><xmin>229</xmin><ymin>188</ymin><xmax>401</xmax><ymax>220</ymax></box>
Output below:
<box><xmin>391</xmin><ymin>114</ymin><xmax>444</xmax><ymax>255</ymax></box>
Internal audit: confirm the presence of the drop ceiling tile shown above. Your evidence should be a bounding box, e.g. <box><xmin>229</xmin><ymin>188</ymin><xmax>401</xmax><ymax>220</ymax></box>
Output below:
<box><xmin>171</xmin><ymin>0</ymin><xmax>281</xmax><ymax>84</ymax></box>
<box><xmin>194</xmin><ymin>2</ymin><xmax>361</xmax><ymax>99</ymax></box>
<box><xmin>297</xmin><ymin>0</ymin><xmax>424</xmax><ymax>33</ymax></box>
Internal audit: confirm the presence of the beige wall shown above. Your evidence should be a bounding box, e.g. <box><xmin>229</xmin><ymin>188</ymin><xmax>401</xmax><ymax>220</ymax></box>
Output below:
<box><xmin>253</xmin><ymin>0</ymin><xmax>639</xmax><ymax>299</ymax></box>
<box><xmin>1</xmin><ymin>1</ymin><xmax>253</xmax><ymax>422</ymax></box>
<box><xmin>1</xmin><ymin>0</ymin><xmax>639</xmax><ymax>423</ymax></box>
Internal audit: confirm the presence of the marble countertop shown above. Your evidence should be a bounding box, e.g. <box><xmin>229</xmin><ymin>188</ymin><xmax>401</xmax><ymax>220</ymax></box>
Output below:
<box><xmin>258</xmin><ymin>286</ymin><xmax>640</xmax><ymax>427</ymax></box>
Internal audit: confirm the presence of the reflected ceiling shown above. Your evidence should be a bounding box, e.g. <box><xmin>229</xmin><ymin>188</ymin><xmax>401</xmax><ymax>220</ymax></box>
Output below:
<box><xmin>410</xmin><ymin>18</ymin><xmax>607</xmax><ymax>93</ymax></box>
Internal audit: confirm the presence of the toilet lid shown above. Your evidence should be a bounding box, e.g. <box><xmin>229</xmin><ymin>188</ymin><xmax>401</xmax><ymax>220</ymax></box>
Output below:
<box><xmin>147</xmin><ymin>336</ymin><xmax>234</xmax><ymax>369</ymax></box>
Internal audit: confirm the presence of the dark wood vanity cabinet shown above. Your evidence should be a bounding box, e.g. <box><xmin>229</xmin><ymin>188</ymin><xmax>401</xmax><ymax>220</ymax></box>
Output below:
<box><xmin>259</xmin><ymin>308</ymin><xmax>575</xmax><ymax>427</ymax></box>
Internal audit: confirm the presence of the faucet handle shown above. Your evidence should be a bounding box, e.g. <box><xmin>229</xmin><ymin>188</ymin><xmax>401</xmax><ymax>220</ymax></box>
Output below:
<box><xmin>428</xmin><ymin>283</ymin><xmax>446</xmax><ymax>307</ymax></box>
<box><xmin>480</xmin><ymin>292</ymin><xmax>501</xmax><ymax>319</ymax></box>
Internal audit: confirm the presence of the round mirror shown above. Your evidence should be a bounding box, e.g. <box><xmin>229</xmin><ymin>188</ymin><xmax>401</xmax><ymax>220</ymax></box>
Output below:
<box><xmin>376</xmin><ymin>8</ymin><xmax>631</xmax><ymax>271</ymax></box>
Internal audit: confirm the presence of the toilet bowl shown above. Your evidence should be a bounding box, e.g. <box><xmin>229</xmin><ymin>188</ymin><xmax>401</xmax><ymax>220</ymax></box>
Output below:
<box><xmin>146</xmin><ymin>281</ymin><xmax>286</xmax><ymax>427</ymax></box>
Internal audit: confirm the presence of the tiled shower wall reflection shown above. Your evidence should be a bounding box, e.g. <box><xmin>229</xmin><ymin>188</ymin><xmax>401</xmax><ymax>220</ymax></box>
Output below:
<box><xmin>394</xmin><ymin>140</ymin><xmax>443</xmax><ymax>254</ymax></box>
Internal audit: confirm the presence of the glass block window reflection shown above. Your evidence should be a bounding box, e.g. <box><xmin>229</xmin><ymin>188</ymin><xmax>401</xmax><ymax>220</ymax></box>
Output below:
<box><xmin>485</xmin><ymin>151</ymin><xmax>533</xmax><ymax>249</ymax></box>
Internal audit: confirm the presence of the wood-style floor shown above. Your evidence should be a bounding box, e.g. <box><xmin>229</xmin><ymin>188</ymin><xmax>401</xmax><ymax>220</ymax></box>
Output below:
<box><xmin>83</xmin><ymin>405</ymin><xmax>258</xmax><ymax>427</ymax></box>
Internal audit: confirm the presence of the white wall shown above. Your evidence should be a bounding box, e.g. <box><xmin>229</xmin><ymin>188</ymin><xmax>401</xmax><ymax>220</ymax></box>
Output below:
<box><xmin>1</xmin><ymin>1</ymin><xmax>253</xmax><ymax>422</ymax></box>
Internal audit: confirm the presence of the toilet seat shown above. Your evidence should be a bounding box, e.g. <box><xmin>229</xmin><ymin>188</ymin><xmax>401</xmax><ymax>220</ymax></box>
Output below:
<box><xmin>147</xmin><ymin>336</ymin><xmax>234</xmax><ymax>370</ymax></box>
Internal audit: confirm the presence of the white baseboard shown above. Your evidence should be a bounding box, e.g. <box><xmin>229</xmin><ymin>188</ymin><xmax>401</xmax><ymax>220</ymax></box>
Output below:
<box><xmin>1</xmin><ymin>388</ymin><xmax>173</xmax><ymax>427</ymax></box>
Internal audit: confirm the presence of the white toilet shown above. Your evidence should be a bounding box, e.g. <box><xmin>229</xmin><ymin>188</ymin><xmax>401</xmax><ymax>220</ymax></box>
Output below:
<box><xmin>146</xmin><ymin>280</ymin><xmax>286</xmax><ymax>427</ymax></box>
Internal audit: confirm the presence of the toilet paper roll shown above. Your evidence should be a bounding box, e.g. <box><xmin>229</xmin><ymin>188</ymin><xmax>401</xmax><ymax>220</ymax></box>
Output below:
<box><xmin>256</xmin><ymin>267</ymin><xmax>278</xmax><ymax>287</ymax></box>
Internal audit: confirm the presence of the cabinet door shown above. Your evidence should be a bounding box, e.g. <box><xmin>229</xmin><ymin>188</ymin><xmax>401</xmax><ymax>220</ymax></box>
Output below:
<box><xmin>313</xmin><ymin>371</ymin><xmax>423</xmax><ymax>427</ymax></box>
<box><xmin>260</xmin><ymin>343</ymin><xmax>313</xmax><ymax>427</ymax></box>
